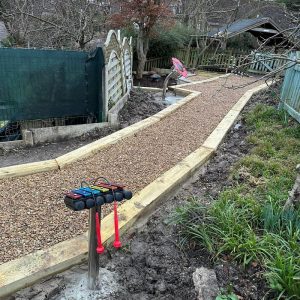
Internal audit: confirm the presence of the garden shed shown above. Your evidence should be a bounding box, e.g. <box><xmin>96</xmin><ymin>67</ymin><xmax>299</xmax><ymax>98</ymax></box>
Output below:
<box><xmin>207</xmin><ymin>17</ymin><xmax>291</xmax><ymax>48</ymax></box>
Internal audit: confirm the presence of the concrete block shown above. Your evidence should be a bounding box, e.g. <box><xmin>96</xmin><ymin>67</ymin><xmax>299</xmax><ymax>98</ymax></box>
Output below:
<box><xmin>22</xmin><ymin>130</ymin><xmax>34</xmax><ymax>146</ymax></box>
<box><xmin>193</xmin><ymin>267</ymin><xmax>219</xmax><ymax>300</ymax></box>
<box><xmin>30</xmin><ymin>123</ymin><xmax>110</xmax><ymax>144</ymax></box>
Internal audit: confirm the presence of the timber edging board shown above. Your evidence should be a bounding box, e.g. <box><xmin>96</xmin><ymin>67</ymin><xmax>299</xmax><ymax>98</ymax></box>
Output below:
<box><xmin>0</xmin><ymin>80</ymin><xmax>271</xmax><ymax>298</ymax></box>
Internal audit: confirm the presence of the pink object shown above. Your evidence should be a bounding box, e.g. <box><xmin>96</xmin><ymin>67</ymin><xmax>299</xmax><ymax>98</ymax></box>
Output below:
<box><xmin>113</xmin><ymin>201</ymin><xmax>122</xmax><ymax>249</ymax></box>
<box><xmin>171</xmin><ymin>57</ymin><xmax>188</xmax><ymax>78</ymax></box>
<box><xmin>95</xmin><ymin>212</ymin><xmax>105</xmax><ymax>254</ymax></box>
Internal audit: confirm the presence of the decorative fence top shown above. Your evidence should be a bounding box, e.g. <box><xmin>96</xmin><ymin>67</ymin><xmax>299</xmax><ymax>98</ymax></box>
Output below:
<box><xmin>102</xmin><ymin>30</ymin><xmax>133</xmax><ymax>114</ymax></box>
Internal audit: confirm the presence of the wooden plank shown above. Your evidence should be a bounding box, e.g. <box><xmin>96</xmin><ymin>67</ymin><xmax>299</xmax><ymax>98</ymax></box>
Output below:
<box><xmin>283</xmin><ymin>102</ymin><xmax>300</xmax><ymax>123</ymax></box>
<box><xmin>280</xmin><ymin>51</ymin><xmax>300</xmax><ymax>122</ymax></box>
<box><xmin>0</xmin><ymin>160</ymin><xmax>59</xmax><ymax>179</ymax></box>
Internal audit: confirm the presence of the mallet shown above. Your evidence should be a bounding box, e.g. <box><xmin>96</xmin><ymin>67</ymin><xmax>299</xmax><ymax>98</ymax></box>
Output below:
<box><xmin>95</xmin><ymin>208</ymin><xmax>105</xmax><ymax>254</ymax></box>
<box><xmin>113</xmin><ymin>198</ymin><xmax>122</xmax><ymax>249</ymax></box>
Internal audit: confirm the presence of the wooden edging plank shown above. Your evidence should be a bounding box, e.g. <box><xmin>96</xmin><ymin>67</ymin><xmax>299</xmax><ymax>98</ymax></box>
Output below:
<box><xmin>0</xmin><ymin>80</ymin><xmax>271</xmax><ymax>298</ymax></box>
<box><xmin>175</xmin><ymin>73</ymin><xmax>230</xmax><ymax>88</ymax></box>
<box><xmin>203</xmin><ymin>82</ymin><xmax>270</xmax><ymax>150</ymax></box>
<box><xmin>0</xmin><ymin>160</ymin><xmax>59</xmax><ymax>179</ymax></box>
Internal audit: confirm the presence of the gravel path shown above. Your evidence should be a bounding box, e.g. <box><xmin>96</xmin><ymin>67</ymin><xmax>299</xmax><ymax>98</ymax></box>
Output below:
<box><xmin>0</xmin><ymin>75</ymin><xmax>262</xmax><ymax>264</ymax></box>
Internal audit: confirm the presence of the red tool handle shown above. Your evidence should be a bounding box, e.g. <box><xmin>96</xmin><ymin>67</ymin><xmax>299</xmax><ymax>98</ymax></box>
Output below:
<box><xmin>113</xmin><ymin>201</ymin><xmax>122</xmax><ymax>248</ymax></box>
<box><xmin>95</xmin><ymin>211</ymin><xmax>105</xmax><ymax>254</ymax></box>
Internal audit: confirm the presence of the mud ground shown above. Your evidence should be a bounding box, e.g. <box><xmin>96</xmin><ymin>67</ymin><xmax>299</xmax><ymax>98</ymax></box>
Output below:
<box><xmin>118</xmin><ymin>88</ymin><xmax>166</xmax><ymax>128</ymax></box>
<box><xmin>9</xmin><ymin>87</ymin><xmax>278</xmax><ymax>300</ymax></box>
<box><xmin>0</xmin><ymin>89</ymin><xmax>165</xmax><ymax>168</ymax></box>
<box><xmin>133</xmin><ymin>74</ymin><xmax>177</xmax><ymax>88</ymax></box>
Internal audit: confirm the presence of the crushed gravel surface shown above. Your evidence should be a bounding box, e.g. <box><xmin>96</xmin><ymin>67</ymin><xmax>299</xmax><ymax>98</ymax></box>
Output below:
<box><xmin>188</xmin><ymin>75</ymin><xmax>212</xmax><ymax>82</ymax></box>
<box><xmin>0</xmin><ymin>75</ymin><xmax>263</xmax><ymax>264</ymax></box>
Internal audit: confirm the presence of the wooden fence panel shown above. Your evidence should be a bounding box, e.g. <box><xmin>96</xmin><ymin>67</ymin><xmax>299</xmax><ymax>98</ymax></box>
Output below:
<box><xmin>280</xmin><ymin>52</ymin><xmax>300</xmax><ymax>123</ymax></box>
<box><xmin>248</xmin><ymin>52</ymin><xmax>287</xmax><ymax>74</ymax></box>
<box><xmin>174</xmin><ymin>48</ymin><xmax>249</xmax><ymax>70</ymax></box>
<box><xmin>144</xmin><ymin>57</ymin><xmax>171</xmax><ymax>71</ymax></box>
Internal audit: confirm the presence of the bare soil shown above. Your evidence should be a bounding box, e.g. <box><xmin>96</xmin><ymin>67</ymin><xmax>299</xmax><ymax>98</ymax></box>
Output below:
<box><xmin>119</xmin><ymin>89</ymin><xmax>166</xmax><ymax>128</ymax></box>
<box><xmin>0</xmin><ymin>90</ymin><xmax>164</xmax><ymax>168</ymax></box>
<box><xmin>133</xmin><ymin>74</ymin><xmax>177</xmax><ymax>88</ymax></box>
<box><xmin>0</xmin><ymin>76</ymin><xmax>263</xmax><ymax>264</ymax></box>
<box><xmin>10</xmin><ymin>87</ymin><xmax>275</xmax><ymax>300</ymax></box>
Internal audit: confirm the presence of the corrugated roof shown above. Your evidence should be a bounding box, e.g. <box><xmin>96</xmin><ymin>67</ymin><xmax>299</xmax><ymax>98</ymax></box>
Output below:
<box><xmin>0</xmin><ymin>21</ymin><xmax>8</xmax><ymax>41</ymax></box>
<box><xmin>208</xmin><ymin>17</ymin><xmax>278</xmax><ymax>38</ymax></box>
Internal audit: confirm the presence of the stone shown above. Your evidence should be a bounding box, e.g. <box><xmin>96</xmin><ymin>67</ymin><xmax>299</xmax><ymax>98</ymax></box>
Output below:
<box><xmin>155</xmin><ymin>281</ymin><xmax>166</xmax><ymax>293</ymax></box>
<box><xmin>193</xmin><ymin>267</ymin><xmax>219</xmax><ymax>300</ymax></box>
<box><xmin>234</xmin><ymin>123</ymin><xmax>242</xmax><ymax>130</ymax></box>
<box><xmin>150</xmin><ymin>74</ymin><xmax>161</xmax><ymax>82</ymax></box>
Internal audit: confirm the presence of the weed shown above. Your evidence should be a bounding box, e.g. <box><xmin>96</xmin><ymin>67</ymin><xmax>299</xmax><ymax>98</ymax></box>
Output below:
<box><xmin>265</xmin><ymin>251</ymin><xmax>300</xmax><ymax>299</ymax></box>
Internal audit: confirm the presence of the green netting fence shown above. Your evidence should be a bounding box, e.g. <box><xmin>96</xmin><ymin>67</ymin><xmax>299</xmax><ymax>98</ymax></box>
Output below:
<box><xmin>0</xmin><ymin>47</ymin><xmax>104</xmax><ymax>140</ymax></box>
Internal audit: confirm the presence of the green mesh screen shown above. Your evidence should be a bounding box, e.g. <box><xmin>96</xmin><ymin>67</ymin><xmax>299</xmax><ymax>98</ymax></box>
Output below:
<box><xmin>0</xmin><ymin>47</ymin><xmax>104</xmax><ymax>125</ymax></box>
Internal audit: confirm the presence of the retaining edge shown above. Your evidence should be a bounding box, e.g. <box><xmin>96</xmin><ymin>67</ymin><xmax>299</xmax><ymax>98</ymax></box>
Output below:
<box><xmin>203</xmin><ymin>82</ymin><xmax>270</xmax><ymax>150</ymax></box>
<box><xmin>0</xmin><ymin>160</ymin><xmax>59</xmax><ymax>179</ymax></box>
<box><xmin>55</xmin><ymin>91</ymin><xmax>200</xmax><ymax>169</ymax></box>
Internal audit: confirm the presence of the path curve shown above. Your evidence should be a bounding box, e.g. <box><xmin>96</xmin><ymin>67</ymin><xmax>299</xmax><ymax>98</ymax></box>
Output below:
<box><xmin>0</xmin><ymin>75</ymin><xmax>262</xmax><ymax>264</ymax></box>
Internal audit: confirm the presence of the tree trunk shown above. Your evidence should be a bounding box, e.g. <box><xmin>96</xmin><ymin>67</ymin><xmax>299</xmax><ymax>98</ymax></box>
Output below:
<box><xmin>78</xmin><ymin>31</ymin><xmax>86</xmax><ymax>49</ymax></box>
<box><xmin>136</xmin><ymin>30</ymin><xmax>149</xmax><ymax>79</ymax></box>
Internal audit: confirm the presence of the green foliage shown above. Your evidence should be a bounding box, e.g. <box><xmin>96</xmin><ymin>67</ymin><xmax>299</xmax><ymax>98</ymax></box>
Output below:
<box><xmin>122</xmin><ymin>23</ymin><xmax>195</xmax><ymax>59</ymax></box>
<box><xmin>147</xmin><ymin>24</ymin><xmax>195</xmax><ymax>58</ymax></box>
<box><xmin>265</xmin><ymin>250</ymin><xmax>300</xmax><ymax>298</ymax></box>
<box><xmin>216</xmin><ymin>293</ymin><xmax>239</xmax><ymax>300</ymax></box>
<box><xmin>226</xmin><ymin>32</ymin><xmax>258</xmax><ymax>50</ymax></box>
<box><xmin>0</xmin><ymin>35</ymin><xmax>16</xmax><ymax>47</ymax></box>
<box><xmin>170</xmin><ymin>103</ymin><xmax>300</xmax><ymax>298</ymax></box>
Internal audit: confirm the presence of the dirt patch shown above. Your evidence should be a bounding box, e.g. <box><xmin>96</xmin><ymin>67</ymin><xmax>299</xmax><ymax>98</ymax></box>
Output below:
<box><xmin>0</xmin><ymin>127</ymin><xmax>116</xmax><ymax>168</ymax></box>
<box><xmin>11</xmin><ymin>85</ymin><xmax>277</xmax><ymax>300</ymax></box>
<box><xmin>133</xmin><ymin>74</ymin><xmax>177</xmax><ymax>88</ymax></box>
<box><xmin>0</xmin><ymin>89</ymin><xmax>166</xmax><ymax>168</ymax></box>
<box><xmin>119</xmin><ymin>89</ymin><xmax>167</xmax><ymax>128</ymax></box>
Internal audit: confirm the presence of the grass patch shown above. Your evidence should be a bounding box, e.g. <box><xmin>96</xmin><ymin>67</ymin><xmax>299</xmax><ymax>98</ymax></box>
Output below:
<box><xmin>170</xmin><ymin>104</ymin><xmax>300</xmax><ymax>299</ymax></box>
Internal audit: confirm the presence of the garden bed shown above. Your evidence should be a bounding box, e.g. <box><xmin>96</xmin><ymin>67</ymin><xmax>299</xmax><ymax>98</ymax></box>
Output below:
<box><xmin>10</xmin><ymin>83</ymin><xmax>297</xmax><ymax>300</ymax></box>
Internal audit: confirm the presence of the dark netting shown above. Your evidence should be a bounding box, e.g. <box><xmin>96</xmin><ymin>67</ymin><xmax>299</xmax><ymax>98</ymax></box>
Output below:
<box><xmin>0</xmin><ymin>47</ymin><xmax>104</xmax><ymax>137</ymax></box>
